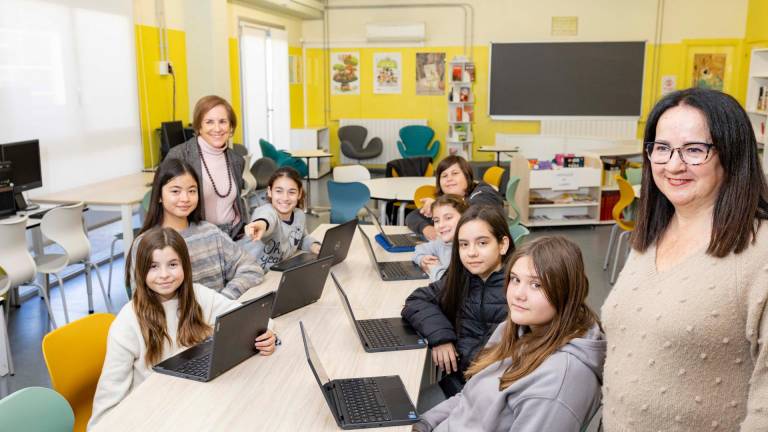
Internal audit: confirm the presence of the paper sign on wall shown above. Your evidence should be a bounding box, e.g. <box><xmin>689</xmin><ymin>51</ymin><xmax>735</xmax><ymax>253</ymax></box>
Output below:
<box><xmin>373</xmin><ymin>53</ymin><xmax>401</xmax><ymax>94</ymax></box>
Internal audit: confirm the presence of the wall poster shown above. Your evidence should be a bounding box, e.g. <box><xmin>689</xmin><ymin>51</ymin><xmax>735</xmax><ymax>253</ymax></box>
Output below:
<box><xmin>331</xmin><ymin>52</ymin><xmax>360</xmax><ymax>95</ymax></box>
<box><xmin>373</xmin><ymin>53</ymin><xmax>401</xmax><ymax>94</ymax></box>
<box><xmin>415</xmin><ymin>52</ymin><xmax>445</xmax><ymax>95</ymax></box>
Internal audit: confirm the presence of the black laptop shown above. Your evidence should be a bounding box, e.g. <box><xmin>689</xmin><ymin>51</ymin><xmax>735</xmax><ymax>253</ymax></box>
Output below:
<box><xmin>271</xmin><ymin>219</ymin><xmax>357</xmax><ymax>272</ymax></box>
<box><xmin>365</xmin><ymin>206</ymin><xmax>424</xmax><ymax>248</ymax></box>
<box><xmin>358</xmin><ymin>226</ymin><xmax>428</xmax><ymax>281</ymax></box>
<box><xmin>153</xmin><ymin>291</ymin><xmax>275</xmax><ymax>382</ymax></box>
<box><xmin>331</xmin><ymin>272</ymin><xmax>426</xmax><ymax>353</ymax></box>
<box><xmin>299</xmin><ymin>321</ymin><xmax>419</xmax><ymax>429</ymax></box>
<box><xmin>271</xmin><ymin>255</ymin><xmax>334</xmax><ymax>318</ymax></box>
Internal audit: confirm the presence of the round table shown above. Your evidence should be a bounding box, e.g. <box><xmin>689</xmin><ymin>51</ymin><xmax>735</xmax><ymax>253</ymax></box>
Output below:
<box><xmin>361</xmin><ymin>177</ymin><xmax>434</xmax><ymax>225</ymax></box>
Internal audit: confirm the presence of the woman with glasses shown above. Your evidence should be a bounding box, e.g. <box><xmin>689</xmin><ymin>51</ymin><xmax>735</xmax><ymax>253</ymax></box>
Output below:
<box><xmin>167</xmin><ymin>95</ymin><xmax>248</xmax><ymax>240</ymax></box>
<box><xmin>601</xmin><ymin>88</ymin><xmax>768</xmax><ymax>430</ymax></box>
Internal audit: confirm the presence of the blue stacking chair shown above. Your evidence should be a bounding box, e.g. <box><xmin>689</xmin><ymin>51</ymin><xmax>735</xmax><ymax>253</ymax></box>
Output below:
<box><xmin>0</xmin><ymin>386</ymin><xmax>75</xmax><ymax>432</ymax></box>
<box><xmin>327</xmin><ymin>181</ymin><xmax>370</xmax><ymax>224</ymax></box>
<box><xmin>397</xmin><ymin>125</ymin><xmax>440</xmax><ymax>159</ymax></box>
<box><xmin>258</xmin><ymin>139</ymin><xmax>308</xmax><ymax>177</ymax></box>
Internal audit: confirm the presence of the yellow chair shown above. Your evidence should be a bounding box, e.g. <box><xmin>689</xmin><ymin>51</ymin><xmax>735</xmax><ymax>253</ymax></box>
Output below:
<box><xmin>482</xmin><ymin>166</ymin><xmax>505</xmax><ymax>190</ymax></box>
<box><xmin>42</xmin><ymin>313</ymin><xmax>116</xmax><ymax>432</ymax></box>
<box><xmin>602</xmin><ymin>175</ymin><xmax>636</xmax><ymax>284</ymax></box>
<box><xmin>414</xmin><ymin>185</ymin><xmax>437</xmax><ymax>209</ymax></box>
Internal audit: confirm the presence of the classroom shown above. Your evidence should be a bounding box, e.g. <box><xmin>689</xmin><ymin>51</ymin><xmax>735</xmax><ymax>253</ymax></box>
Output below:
<box><xmin>1</xmin><ymin>0</ymin><xmax>767</xmax><ymax>431</ymax></box>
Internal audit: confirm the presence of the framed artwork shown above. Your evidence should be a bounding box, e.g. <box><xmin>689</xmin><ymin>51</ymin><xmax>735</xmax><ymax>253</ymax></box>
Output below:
<box><xmin>373</xmin><ymin>53</ymin><xmax>401</xmax><ymax>94</ymax></box>
<box><xmin>692</xmin><ymin>53</ymin><xmax>726</xmax><ymax>91</ymax></box>
<box><xmin>415</xmin><ymin>52</ymin><xmax>445</xmax><ymax>95</ymax></box>
<box><xmin>331</xmin><ymin>52</ymin><xmax>360</xmax><ymax>95</ymax></box>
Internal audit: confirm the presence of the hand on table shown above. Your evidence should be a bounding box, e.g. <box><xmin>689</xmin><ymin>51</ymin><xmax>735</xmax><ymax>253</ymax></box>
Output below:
<box><xmin>255</xmin><ymin>329</ymin><xmax>277</xmax><ymax>356</ymax></box>
<box><xmin>431</xmin><ymin>343</ymin><xmax>458</xmax><ymax>374</ymax></box>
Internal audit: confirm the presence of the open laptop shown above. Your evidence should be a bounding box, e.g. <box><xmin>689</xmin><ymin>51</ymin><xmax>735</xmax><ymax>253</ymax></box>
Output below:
<box><xmin>271</xmin><ymin>255</ymin><xmax>334</xmax><ymax>318</ymax></box>
<box><xmin>331</xmin><ymin>272</ymin><xmax>426</xmax><ymax>353</ymax></box>
<box><xmin>153</xmin><ymin>291</ymin><xmax>275</xmax><ymax>382</ymax></box>
<box><xmin>365</xmin><ymin>206</ymin><xmax>424</xmax><ymax>248</ymax></box>
<box><xmin>358</xmin><ymin>226</ymin><xmax>428</xmax><ymax>281</ymax></box>
<box><xmin>299</xmin><ymin>321</ymin><xmax>419</xmax><ymax>429</ymax></box>
<box><xmin>271</xmin><ymin>219</ymin><xmax>358</xmax><ymax>272</ymax></box>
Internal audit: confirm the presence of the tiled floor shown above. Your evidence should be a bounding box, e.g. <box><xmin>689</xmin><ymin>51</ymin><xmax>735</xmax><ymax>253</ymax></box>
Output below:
<box><xmin>0</xmin><ymin>173</ymin><xmax>617</xmax><ymax>400</ymax></box>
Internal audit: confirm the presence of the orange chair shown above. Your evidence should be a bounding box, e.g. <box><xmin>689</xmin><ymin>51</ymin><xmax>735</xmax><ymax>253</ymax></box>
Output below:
<box><xmin>602</xmin><ymin>176</ymin><xmax>636</xmax><ymax>284</ymax></box>
<box><xmin>414</xmin><ymin>185</ymin><xmax>437</xmax><ymax>210</ymax></box>
<box><xmin>42</xmin><ymin>313</ymin><xmax>116</xmax><ymax>432</ymax></box>
<box><xmin>482</xmin><ymin>166</ymin><xmax>505</xmax><ymax>190</ymax></box>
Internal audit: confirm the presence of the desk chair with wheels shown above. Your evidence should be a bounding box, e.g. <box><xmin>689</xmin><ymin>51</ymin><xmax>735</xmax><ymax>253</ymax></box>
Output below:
<box><xmin>397</xmin><ymin>125</ymin><xmax>440</xmax><ymax>160</ymax></box>
<box><xmin>327</xmin><ymin>181</ymin><xmax>371</xmax><ymax>224</ymax></box>
<box><xmin>339</xmin><ymin>125</ymin><xmax>383</xmax><ymax>163</ymax></box>
<box><xmin>0</xmin><ymin>216</ymin><xmax>58</xmax><ymax>334</ymax></box>
<box><xmin>42</xmin><ymin>313</ymin><xmax>115</xmax><ymax>432</ymax></box>
<box><xmin>0</xmin><ymin>386</ymin><xmax>75</xmax><ymax>432</ymax></box>
<box><xmin>35</xmin><ymin>202</ymin><xmax>112</xmax><ymax>322</ymax></box>
<box><xmin>603</xmin><ymin>176</ymin><xmax>636</xmax><ymax>284</ymax></box>
<box><xmin>107</xmin><ymin>191</ymin><xmax>151</xmax><ymax>300</ymax></box>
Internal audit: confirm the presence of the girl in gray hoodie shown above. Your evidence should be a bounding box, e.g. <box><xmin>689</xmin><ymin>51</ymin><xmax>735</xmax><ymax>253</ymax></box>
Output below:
<box><xmin>412</xmin><ymin>195</ymin><xmax>467</xmax><ymax>282</ymax></box>
<box><xmin>414</xmin><ymin>236</ymin><xmax>605</xmax><ymax>432</ymax></box>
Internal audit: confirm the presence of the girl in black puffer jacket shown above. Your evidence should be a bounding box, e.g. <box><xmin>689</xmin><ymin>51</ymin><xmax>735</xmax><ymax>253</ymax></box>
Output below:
<box><xmin>402</xmin><ymin>205</ymin><xmax>514</xmax><ymax>397</ymax></box>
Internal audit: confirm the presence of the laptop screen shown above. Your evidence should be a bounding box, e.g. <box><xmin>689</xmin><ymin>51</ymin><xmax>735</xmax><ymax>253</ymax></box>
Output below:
<box><xmin>300</xmin><ymin>322</ymin><xmax>331</xmax><ymax>386</ymax></box>
<box><xmin>330</xmin><ymin>272</ymin><xmax>358</xmax><ymax>326</ymax></box>
<box><xmin>365</xmin><ymin>206</ymin><xmax>393</xmax><ymax>244</ymax></box>
<box><xmin>357</xmin><ymin>226</ymin><xmax>380</xmax><ymax>267</ymax></box>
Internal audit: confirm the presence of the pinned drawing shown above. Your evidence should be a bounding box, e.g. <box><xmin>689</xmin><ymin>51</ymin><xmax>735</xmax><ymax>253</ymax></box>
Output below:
<box><xmin>692</xmin><ymin>54</ymin><xmax>725</xmax><ymax>91</ymax></box>
<box><xmin>331</xmin><ymin>52</ymin><xmax>360</xmax><ymax>95</ymax></box>
<box><xmin>374</xmin><ymin>53</ymin><xmax>401</xmax><ymax>94</ymax></box>
<box><xmin>416</xmin><ymin>52</ymin><xmax>445</xmax><ymax>95</ymax></box>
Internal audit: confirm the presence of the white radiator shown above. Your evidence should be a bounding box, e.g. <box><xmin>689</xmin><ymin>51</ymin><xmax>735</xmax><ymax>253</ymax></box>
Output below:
<box><xmin>339</xmin><ymin>118</ymin><xmax>428</xmax><ymax>165</ymax></box>
<box><xmin>540</xmin><ymin>118</ymin><xmax>638</xmax><ymax>139</ymax></box>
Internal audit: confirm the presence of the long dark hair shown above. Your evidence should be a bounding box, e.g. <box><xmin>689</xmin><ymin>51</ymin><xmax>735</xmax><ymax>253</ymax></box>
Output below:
<box><xmin>633</xmin><ymin>88</ymin><xmax>768</xmax><ymax>257</ymax></box>
<box><xmin>132</xmin><ymin>227</ymin><xmax>211</xmax><ymax>366</ymax></box>
<box><xmin>440</xmin><ymin>205</ymin><xmax>514</xmax><ymax>328</ymax></box>
<box><xmin>267</xmin><ymin>166</ymin><xmax>305</xmax><ymax>210</ymax></box>
<box><xmin>466</xmin><ymin>236</ymin><xmax>599</xmax><ymax>388</ymax></box>
<box><xmin>140</xmin><ymin>158</ymin><xmax>203</xmax><ymax>235</ymax></box>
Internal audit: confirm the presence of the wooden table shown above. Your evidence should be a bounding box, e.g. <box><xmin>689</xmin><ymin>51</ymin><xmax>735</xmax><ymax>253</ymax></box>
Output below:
<box><xmin>478</xmin><ymin>145</ymin><xmax>519</xmax><ymax>166</ymax></box>
<box><xmin>93</xmin><ymin>225</ymin><xmax>428</xmax><ymax>431</ymax></box>
<box><xmin>288</xmin><ymin>150</ymin><xmax>332</xmax><ymax>217</ymax></box>
<box><xmin>30</xmin><ymin>173</ymin><xmax>154</xmax><ymax>257</ymax></box>
<box><xmin>361</xmin><ymin>177</ymin><xmax>434</xmax><ymax>226</ymax></box>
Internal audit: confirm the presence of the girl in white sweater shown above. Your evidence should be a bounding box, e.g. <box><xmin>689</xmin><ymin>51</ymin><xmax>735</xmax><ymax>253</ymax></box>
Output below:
<box><xmin>88</xmin><ymin>227</ymin><xmax>276</xmax><ymax>429</ymax></box>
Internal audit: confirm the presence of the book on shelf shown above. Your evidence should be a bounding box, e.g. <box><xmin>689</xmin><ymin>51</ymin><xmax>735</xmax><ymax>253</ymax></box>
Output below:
<box><xmin>454</xmin><ymin>106</ymin><xmax>463</xmax><ymax>122</ymax></box>
<box><xmin>563</xmin><ymin>156</ymin><xmax>585</xmax><ymax>168</ymax></box>
<box><xmin>563</xmin><ymin>214</ymin><xmax>592</xmax><ymax>220</ymax></box>
<box><xmin>463</xmin><ymin>105</ymin><xmax>474</xmax><ymax>122</ymax></box>
<box><xmin>465</xmin><ymin>63</ymin><xmax>475</xmax><ymax>82</ymax></box>
<box><xmin>452</xmin><ymin>65</ymin><xmax>463</xmax><ymax>82</ymax></box>
<box><xmin>459</xmin><ymin>86</ymin><xmax>470</xmax><ymax>102</ymax></box>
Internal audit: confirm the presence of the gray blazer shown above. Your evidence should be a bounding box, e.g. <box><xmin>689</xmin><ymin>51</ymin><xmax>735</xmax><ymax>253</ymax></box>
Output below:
<box><xmin>167</xmin><ymin>136</ymin><xmax>248</xmax><ymax>240</ymax></box>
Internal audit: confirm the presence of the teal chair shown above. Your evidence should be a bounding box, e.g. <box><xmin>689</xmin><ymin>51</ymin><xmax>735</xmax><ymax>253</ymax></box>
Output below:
<box><xmin>505</xmin><ymin>175</ymin><xmax>521</xmax><ymax>227</ymax></box>
<box><xmin>258</xmin><ymin>139</ymin><xmax>308</xmax><ymax>177</ymax></box>
<box><xmin>327</xmin><ymin>181</ymin><xmax>370</xmax><ymax>224</ymax></box>
<box><xmin>397</xmin><ymin>125</ymin><xmax>440</xmax><ymax>159</ymax></box>
<box><xmin>509</xmin><ymin>223</ymin><xmax>530</xmax><ymax>246</ymax></box>
<box><xmin>0</xmin><ymin>386</ymin><xmax>75</xmax><ymax>432</ymax></box>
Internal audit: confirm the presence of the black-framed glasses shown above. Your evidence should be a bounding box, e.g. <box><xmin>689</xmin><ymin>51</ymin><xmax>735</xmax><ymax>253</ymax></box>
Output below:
<box><xmin>644</xmin><ymin>141</ymin><xmax>716</xmax><ymax>166</ymax></box>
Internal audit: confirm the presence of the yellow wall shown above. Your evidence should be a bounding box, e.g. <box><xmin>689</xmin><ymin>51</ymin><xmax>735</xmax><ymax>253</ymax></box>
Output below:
<box><xmin>135</xmin><ymin>24</ymin><xmax>190</xmax><ymax>168</ymax></box>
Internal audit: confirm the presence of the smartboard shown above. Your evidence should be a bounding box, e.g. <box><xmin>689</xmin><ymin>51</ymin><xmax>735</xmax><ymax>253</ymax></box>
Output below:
<box><xmin>489</xmin><ymin>42</ymin><xmax>645</xmax><ymax>118</ymax></box>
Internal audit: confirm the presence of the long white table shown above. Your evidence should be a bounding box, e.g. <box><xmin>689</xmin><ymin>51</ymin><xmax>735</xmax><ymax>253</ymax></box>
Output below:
<box><xmin>93</xmin><ymin>224</ymin><xmax>428</xmax><ymax>431</ymax></box>
<box><xmin>30</xmin><ymin>173</ymin><xmax>154</xmax><ymax>257</ymax></box>
<box><xmin>361</xmin><ymin>177</ymin><xmax>434</xmax><ymax>225</ymax></box>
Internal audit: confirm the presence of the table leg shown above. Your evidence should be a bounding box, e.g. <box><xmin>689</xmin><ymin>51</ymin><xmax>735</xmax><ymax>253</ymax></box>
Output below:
<box><xmin>304</xmin><ymin>157</ymin><xmax>328</xmax><ymax>217</ymax></box>
<box><xmin>398</xmin><ymin>203</ymin><xmax>406</xmax><ymax>226</ymax></box>
<box><xmin>378</xmin><ymin>201</ymin><xmax>387</xmax><ymax>226</ymax></box>
<box><xmin>496</xmin><ymin>152</ymin><xmax>501</xmax><ymax>166</ymax></box>
<box><xmin>121</xmin><ymin>204</ymin><xmax>134</xmax><ymax>257</ymax></box>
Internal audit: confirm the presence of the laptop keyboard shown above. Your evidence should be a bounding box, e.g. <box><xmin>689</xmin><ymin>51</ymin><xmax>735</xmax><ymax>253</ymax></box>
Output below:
<box><xmin>175</xmin><ymin>353</ymin><xmax>211</xmax><ymax>378</ymax></box>
<box><xmin>389</xmin><ymin>234</ymin><xmax>419</xmax><ymax>247</ymax></box>
<box><xmin>338</xmin><ymin>378</ymin><xmax>392</xmax><ymax>424</ymax></box>
<box><xmin>381</xmin><ymin>262</ymin><xmax>410</xmax><ymax>279</ymax></box>
<box><xmin>359</xmin><ymin>319</ymin><xmax>401</xmax><ymax>348</ymax></box>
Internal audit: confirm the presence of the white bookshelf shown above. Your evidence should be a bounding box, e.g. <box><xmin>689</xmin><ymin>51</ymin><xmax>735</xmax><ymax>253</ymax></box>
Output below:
<box><xmin>447</xmin><ymin>56</ymin><xmax>475</xmax><ymax>158</ymax></box>
<box><xmin>507</xmin><ymin>154</ymin><xmax>605</xmax><ymax>227</ymax></box>
<box><xmin>747</xmin><ymin>49</ymin><xmax>768</xmax><ymax>146</ymax></box>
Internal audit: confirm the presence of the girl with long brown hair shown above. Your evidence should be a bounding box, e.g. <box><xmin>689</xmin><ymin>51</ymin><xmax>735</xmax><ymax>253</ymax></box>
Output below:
<box><xmin>89</xmin><ymin>228</ymin><xmax>276</xmax><ymax>428</ymax></box>
<box><xmin>413</xmin><ymin>236</ymin><xmax>605</xmax><ymax>432</ymax></box>
<box><xmin>402</xmin><ymin>205</ymin><xmax>513</xmax><ymax>398</ymax></box>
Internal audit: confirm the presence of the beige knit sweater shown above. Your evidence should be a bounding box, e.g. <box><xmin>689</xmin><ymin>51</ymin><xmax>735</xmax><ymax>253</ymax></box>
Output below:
<box><xmin>602</xmin><ymin>223</ymin><xmax>768</xmax><ymax>431</ymax></box>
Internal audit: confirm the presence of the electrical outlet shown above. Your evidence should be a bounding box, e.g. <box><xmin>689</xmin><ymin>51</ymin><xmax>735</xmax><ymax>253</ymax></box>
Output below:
<box><xmin>158</xmin><ymin>60</ymin><xmax>171</xmax><ymax>76</ymax></box>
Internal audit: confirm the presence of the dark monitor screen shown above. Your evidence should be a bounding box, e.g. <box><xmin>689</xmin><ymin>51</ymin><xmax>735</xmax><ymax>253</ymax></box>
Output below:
<box><xmin>161</xmin><ymin>121</ymin><xmax>188</xmax><ymax>159</ymax></box>
<box><xmin>1</xmin><ymin>139</ymin><xmax>42</xmax><ymax>192</ymax></box>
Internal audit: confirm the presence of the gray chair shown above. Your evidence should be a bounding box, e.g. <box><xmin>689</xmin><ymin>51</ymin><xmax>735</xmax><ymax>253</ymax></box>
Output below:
<box><xmin>339</xmin><ymin>125</ymin><xmax>383</xmax><ymax>163</ymax></box>
<box><xmin>231</xmin><ymin>143</ymin><xmax>248</xmax><ymax>157</ymax></box>
<box><xmin>251</xmin><ymin>157</ymin><xmax>278</xmax><ymax>190</ymax></box>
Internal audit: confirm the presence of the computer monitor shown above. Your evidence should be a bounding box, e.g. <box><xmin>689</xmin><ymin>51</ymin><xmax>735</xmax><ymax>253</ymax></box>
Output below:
<box><xmin>160</xmin><ymin>121</ymin><xmax>188</xmax><ymax>160</ymax></box>
<box><xmin>1</xmin><ymin>139</ymin><xmax>42</xmax><ymax>210</ymax></box>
